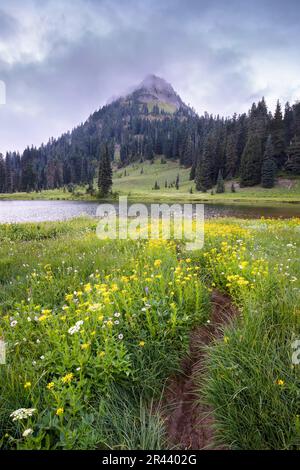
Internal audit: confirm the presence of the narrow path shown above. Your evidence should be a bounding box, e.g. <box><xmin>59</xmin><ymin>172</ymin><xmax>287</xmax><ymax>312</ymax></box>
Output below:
<box><xmin>163</xmin><ymin>290</ymin><xmax>239</xmax><ymax>450</ymax></box>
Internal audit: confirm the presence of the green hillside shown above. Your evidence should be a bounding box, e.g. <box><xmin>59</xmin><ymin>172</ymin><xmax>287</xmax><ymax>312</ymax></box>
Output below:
<box><xmin>113</xmin><ymin>158</ymin><xmax>300</xmax><ymax>203</ymax></box>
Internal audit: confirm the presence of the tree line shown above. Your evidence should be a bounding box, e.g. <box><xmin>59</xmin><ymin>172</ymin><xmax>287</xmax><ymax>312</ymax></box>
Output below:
<box><xmin>1</xmin><ymin>95</ymin><xmax>300</xmax><ymax>194</ymax></box>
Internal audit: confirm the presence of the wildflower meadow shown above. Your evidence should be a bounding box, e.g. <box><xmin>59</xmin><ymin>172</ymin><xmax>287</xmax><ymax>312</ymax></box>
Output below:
<box><xmin>0</xmin><ymin>217</ymin><xmax>299</xmax><ymax>449</ymax></box>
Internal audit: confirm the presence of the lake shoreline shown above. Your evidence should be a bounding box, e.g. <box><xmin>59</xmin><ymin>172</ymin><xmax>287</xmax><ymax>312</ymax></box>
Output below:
<box><xmin>1</xmin><ymin>194</ymin><xmax>300</xmax><ymax>207</ymax></box>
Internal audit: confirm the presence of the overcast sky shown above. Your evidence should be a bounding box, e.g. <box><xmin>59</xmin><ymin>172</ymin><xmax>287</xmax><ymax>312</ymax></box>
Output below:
<box><xmin>0</xmin><ymin>0</ymin><xmax>300</xmax><ymax>154</ymax></box>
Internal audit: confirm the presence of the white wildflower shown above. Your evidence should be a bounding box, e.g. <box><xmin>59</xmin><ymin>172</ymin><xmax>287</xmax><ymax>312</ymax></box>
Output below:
<box><xmin>10</xmin><ymin>408</ymin><xmax>36</xmax><ymax>422</ymax></box>
<box><xmin>68</xmin><ymin>320</ymin><xmax>84</xmax><ymax>335</ymax></box>
<box><xmin>22</xmin><ymin>428</ymin><xmax>33</xmax><ymax>437</ymax></box>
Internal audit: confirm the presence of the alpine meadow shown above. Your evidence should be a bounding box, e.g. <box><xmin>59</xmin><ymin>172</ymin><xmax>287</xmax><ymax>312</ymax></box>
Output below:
<box><xmin>0</xmin><ymin>0</ymin><xmax>300</xmax><ymax>460</ymax></box>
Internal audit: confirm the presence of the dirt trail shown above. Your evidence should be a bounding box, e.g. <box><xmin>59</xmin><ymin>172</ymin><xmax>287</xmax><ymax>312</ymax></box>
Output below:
<box><xmin>163</xmin><ymin>290</ymin><xmax>239</xmax><ymax>450</ymax></box>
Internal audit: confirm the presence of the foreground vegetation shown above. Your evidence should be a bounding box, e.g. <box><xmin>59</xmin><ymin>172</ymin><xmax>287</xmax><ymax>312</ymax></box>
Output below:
<box><xmin>0</xmin><ymin>216</ymin><xmax>299</xmax><ymax>449</ymax></box>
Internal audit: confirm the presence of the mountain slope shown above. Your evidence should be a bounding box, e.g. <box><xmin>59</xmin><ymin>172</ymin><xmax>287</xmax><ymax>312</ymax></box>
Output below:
<box><xmin>1</xmin><ymin>75</ymin><xmax>300</xmax><ymax>195</ymax></box>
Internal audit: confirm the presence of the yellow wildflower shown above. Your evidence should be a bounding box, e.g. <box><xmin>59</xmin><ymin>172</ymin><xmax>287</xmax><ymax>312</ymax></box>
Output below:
<box><xmin>139</xmin><ymin>341</ymin><xmax>145</xmax><ymax>347</ymax></box>
<box><xmin>61</xmin><ymin>373</ymin><xmax>74</xmax><ymax>384</ymax></box>
<box><xmin>47</xmin><ymin>382</ymin><xmax>54</xmax><ymax>390</ymax></box>
<box><xmin>38</xmin><ymin>315</ymin><xmax>48</xmax><ymax>322</ymax></box>
<box><xmin>154</xmin><ymin>259</ymin><xmax>162</xmax><ymax>268</ymax></box>
<box><xmin>56</xmin><ymin>407</ymin><xmax>64</xmax><ymax>416</ymax></box>
<box><xmin>24</xmin><ymin>382</ymin><xmax>31</xmax><ymax>389</ymax></box>
<box><xmin>276</xmin><ymin>379</ymin><xmax>285</xmax><ymax>386</ymax></box>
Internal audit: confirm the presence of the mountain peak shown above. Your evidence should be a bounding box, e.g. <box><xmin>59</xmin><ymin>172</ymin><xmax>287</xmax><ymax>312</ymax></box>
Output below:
<box><xmin>131</xmin><ymin>74</ymin><xmax>185</xmax><ymax>111</ymax></box>
<box><xmin>138</xmin><ymin>74</ymin><xmax>174</xmax><ymax>93</ymax></box>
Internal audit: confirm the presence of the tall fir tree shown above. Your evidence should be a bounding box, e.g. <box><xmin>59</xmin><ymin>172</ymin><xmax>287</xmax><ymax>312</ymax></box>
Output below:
<box><xmin>98</xmin><ymin>144</ymin><xmax>112</xmax><ymax>196</ymax></box>
<box><xmin>286</xmin><ymin>137</ymin><xmax>300</xmax><ymax>174</ymax></box>
<box><xmin>225</xmin><ymin>133</ymin><xmax>238</xmax><ymax>177</ymax></box>
<box><xmin>271</xmin><ymin>100</ymin><xmax>285</xmax><ymax>168</ymax></box>
<box><xmin>216</xmin><ymin>169</ymin><xmax>225</xmax><ymax>193</ymax></box>
<box><xmin>240</xmin><ymin>134</ymin><xmax>262</xmax><ymax>186</ymax></box>
<box><xmin>261</xmin><ymin>135</ymin><xmax>276</xmax><ymax>188</ymax></box>
<box><xmin>0</xmin><ymin>153</ymin><xmax>6</xmax><ymax>193</ymax></box>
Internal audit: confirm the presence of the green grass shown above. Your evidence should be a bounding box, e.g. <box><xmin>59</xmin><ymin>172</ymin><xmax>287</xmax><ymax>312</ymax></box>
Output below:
<box><xmin>0</xmin><ymin>218</ymin><xmax>209</xmax><ymax>449</ymax></box>
<box><xmin>113</xmin><ymin>159</ymin><xmax>300</xmax><ymax>203</ymax></box>
<box><xmin>0</xmin><ymin>188</ymin><xmax>95</xmax><ymax>201</ymax></box>
<box><xmin>0</xmin><ymin>216</ymin><xmax>299</xmax><ymax>449</ymax></box>
<box><xmin>197</xmin><ymin>218</ymin><xmax>300</xmax><ymax>449</ymax></box>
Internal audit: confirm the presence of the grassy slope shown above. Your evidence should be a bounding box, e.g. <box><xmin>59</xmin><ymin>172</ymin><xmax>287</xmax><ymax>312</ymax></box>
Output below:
<box><xmin>1</xmin><ymin>158</ymin><xmax>300</xmax><ymax>204</ymax></box>
<box><xmin>113</xmin><ymin>159</ymin><xmax>300</xmax><ymax>204</ymax></box>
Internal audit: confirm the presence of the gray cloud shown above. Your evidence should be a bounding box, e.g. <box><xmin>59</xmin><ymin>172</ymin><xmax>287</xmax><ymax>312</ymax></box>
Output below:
<box><xmin>0</xmin><ymin>0</ymin><xmax>300</xmax><ymax>154</ymax></box>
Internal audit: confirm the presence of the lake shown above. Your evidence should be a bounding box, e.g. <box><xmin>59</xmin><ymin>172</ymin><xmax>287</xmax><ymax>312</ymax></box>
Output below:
<box><xmin>0</xmin><ymin>200</ymin><xmax>299</xmax><ymax>223</ymax></box>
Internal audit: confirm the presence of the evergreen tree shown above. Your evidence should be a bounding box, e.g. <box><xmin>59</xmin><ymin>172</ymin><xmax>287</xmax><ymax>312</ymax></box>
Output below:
<box><xmin>271</xmin><ymin>100</ymin><xmax>285</xmax><ymax>168</ymax></box>
<box><xmin>182</xmin><ymin>135</ymin><xmax>193</xmax><ymax>166</ymax></box>
<box><xmin>286</xmin><ymin>103</ymin><xmax>300</xmax><ymax>174</ymax></box>
<box><xmin>261</xmin><ymin>135</ymin><xmax>276</xmax><ymax>188</ymax></box>
<box><xmin>0</xmin><ymin>154</ymin><xmax>6</xmax><ymax>192</ymax></box>
<box><xmin>284</xmin><ymin>102</ymin><xmax>294</xmax><ymax>147</ymax></box>
<box><xmin>195</xmin><ymin>134</ymin><xmax>214</xmax><ymax>191</ymax></box>
<box><xmin>225</xmin><ymin>133</ymin><xmax>237</xmax><ymax>177</ymax></box>
<box><xmin>5</xmin><ymin>153</ymin><xmax>13</xmax><ymax>193</ymax></box>
<box><xmin>286</xmin><ymin>137</ymin><xmax>300</xmax><ymax>174</ymax></box>
<box><xmin>216</xmin><ymin>170</ymin><xmax>225</xmax><ymax>193</ymax></box>
<box><xmin>98</xmin><ymin>144</ymin><xmax>112</xmax><ymax>196</ymax></box>
<box><xmin>189</xmin><ymin>162</ymin><xmax>196</xmax><ymax>180</ymax></box>
<box><xmin>240</xmin><ymin>134</ymin><xmax>262</xmax><ymax>186</ymax></box>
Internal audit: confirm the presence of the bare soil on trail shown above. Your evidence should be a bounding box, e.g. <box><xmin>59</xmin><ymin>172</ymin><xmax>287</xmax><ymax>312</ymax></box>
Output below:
<box><xmin>163</xmin><ymin>290</ymin><xmax>239</xmax><ymax>450</ymax></box>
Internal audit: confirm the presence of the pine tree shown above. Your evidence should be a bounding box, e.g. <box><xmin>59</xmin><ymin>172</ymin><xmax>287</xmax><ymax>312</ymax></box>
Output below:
<box><xmin>0</xmin><ymin>154</ymin><xmax>6</xmax><ymax>193</ymax></box>
<box><xmin>240</xmin><ymin>134</ymin><xmax>262</xmax><ymax>186</ymax></box>
<box><xmin>284</xmin><ymin>102</ymin><xmax>294</xmax><ymax>147</ymax></box>
<box><xmin>189</xmin><ymin>162</ymin><xmax>196</xmax><ymax>180</ymax></box>
<box><xmin>98</xmin><ymin>144</ymin><xmax>112</xmax><ymax>197</ymax></box>
<box><xmin>195</xmin><ymin>134</ymin><xmax>214</xmax><ymax>191</ymax></box>
<box><xmin>286</xmin><ymin>103</ymin><xmax>300</xmax><ymax>174</ymax></box>
<box><xmin>261</xmin><ymin>135</ymin><xmax>276</xmax><ymax>188</ymax></box>
<box><xmin>216</xmin><ymin>170</ymin><xmax>225</xmax><ymax>193</ymax></box>
<box><xmin>225</xmin><ymin>133</ymin><xmax>237</xmax><ymax>177</ymax></box>
<box><xmin>5</xmin><ymin>153</ymin><xmax>13</xmax><ymax>193</ymax></box>
<box><xmin>286</xmin><ymin>137</ymin><xmax>300</xmax><ymax>174</ymax></box>
<box><xmin>271</xmin><ymin>100</ymin><xmax>285</xmax><ymax>168</ymax></box>
<box><xmin>182</xmin><ymin>135</ymin><xmax>193</xmax><ymax>166</ymax></box>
